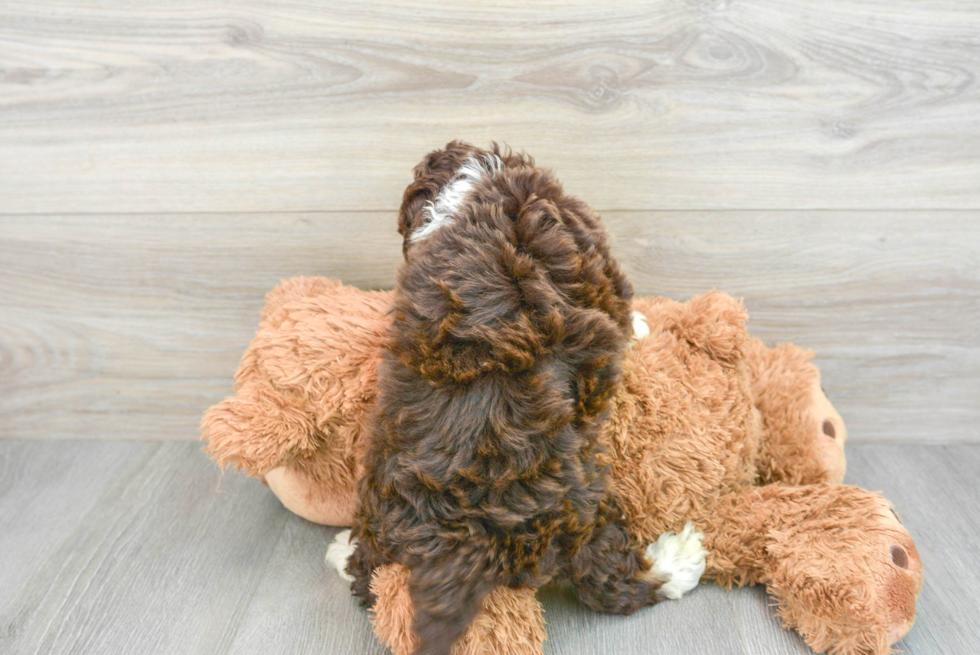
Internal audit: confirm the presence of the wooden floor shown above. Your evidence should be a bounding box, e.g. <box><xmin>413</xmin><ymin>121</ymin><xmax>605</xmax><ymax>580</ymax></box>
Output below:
<box><xmin>0</xmin><ymin>441</ymin><xmax>977</xmax><ymax>655</ymax></box>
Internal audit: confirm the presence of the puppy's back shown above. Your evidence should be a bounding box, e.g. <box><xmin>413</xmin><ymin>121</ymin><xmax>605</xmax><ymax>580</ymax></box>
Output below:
<box><xmin>359</xmin><ymin>143</ymin><xmax>634</xmax><ymax>655</ymax></box>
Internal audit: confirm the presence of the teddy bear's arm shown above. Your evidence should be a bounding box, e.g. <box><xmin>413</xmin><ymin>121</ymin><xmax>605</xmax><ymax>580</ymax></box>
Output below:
<box><xmin>701</xmin><ymin>483</ymin><xmax>921</xmax><ymax>655</ymax></box>
<box><xmin>201</xmin><ymin>383</ymin><xmax>318</xmax><ymax>477</ymax></box>
<box><xmin>202</xmin><ymin>278</ymin><xmax>390</xmax><ymax>478</ymax></box>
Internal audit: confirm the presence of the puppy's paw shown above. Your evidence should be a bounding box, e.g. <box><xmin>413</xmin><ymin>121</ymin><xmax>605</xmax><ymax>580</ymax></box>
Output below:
<box><xmin>629</xmin><ymin>311</ymin><xmax>651</xmax><ymax>346</ymax></box>
<box><xmin>326</xmin><ymin>529</ymin><xmax>357</xmax><ymax>582</ymax></box>
<box><xmin>644</xmin><ymin>522</ymin><xmax>707</xmax><ymax>600</ymax></box>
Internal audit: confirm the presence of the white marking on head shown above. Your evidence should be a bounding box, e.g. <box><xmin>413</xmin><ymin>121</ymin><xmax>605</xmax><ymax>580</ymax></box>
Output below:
<box><xmin>325</xmin><ymin>529</ymin><xmax>357</xmax><ymax>582</ymax></box>
<box><xmin>642</xmin><ymin>522</ymin><xmax>707</xmax><ymax>599</ymax></box>
<box><xmin>411</xmin><ymin>154</ymin><xmax>503</xmax><ymax>242</ymax></box>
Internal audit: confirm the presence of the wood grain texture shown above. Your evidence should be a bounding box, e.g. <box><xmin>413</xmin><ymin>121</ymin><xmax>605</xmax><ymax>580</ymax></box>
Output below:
<box><xmin>606</xmin><ymin>213</ymin><xmax>980</xmax><ymax>444</ymax></box>
<box><xmin>2</xmin><ymin>212</ymin><xmax>976</xmax><ymax>443</ymax></box>
<box><xmin>1</xmin><ymin>440</ymin><xmax>977</xmax><ymax>654</ymax></box>
<box><xmin>2</xmin><ymin>0</ymin><xmax>980</xmax><ymax>213</ymax></box>
<box><xmin>0</xmin><ymin>440</ymin><xmax>158</xmax><ymax>630</ymax></box>
<box><xmin>0</xmin><ymin>213</ymin><xmax>402</xmax><ymax>441</ymax></box>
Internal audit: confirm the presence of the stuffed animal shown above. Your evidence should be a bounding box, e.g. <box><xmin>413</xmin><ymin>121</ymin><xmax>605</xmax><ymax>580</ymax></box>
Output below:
<box><xmin>202</xmin><ymin>276</ymin><xmax>922</xmax><ymax>655</ymax></box>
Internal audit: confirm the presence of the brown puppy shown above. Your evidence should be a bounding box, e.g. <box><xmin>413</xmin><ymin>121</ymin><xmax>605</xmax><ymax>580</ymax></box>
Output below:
<box><xmin>346</xmin><ymin>142</ymin><xmax>663</xmax><ymax>655</ymax></box>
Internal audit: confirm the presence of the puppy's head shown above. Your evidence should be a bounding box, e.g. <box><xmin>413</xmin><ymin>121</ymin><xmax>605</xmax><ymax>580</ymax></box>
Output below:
<box><xmin>397</xmin><ymin>141</ymin><xmax>531</xmax><ymax>255</ymax></box>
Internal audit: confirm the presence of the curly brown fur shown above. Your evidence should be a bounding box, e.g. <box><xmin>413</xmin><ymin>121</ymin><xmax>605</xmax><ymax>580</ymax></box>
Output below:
<box><xmin>348</xmin><ymin>142</ymin><xmax>661</xmax><ymax>655</ymax></box>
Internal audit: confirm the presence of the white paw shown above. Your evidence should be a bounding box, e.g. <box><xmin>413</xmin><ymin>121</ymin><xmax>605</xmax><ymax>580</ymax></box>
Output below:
<box><xmin>644</xmin><ymin>522</ymin><xmax>707</xmax><ymax>600</ymax></box>
<box><xmin>629</xmin><ymin>311</ymin><xmax>650</xmax><ymax>346</ymax></box>
<box><xmin>325</xmin><ymin>529</ymin><xmax>357</xmax><ymax>582</ymax></box>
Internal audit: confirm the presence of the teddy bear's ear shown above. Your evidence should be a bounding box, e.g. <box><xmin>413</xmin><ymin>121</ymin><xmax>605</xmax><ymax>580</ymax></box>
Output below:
<box><xmin>200</xmin><ymin>384</ymin><xmax>317</xmax><ymax>476</ymax></box>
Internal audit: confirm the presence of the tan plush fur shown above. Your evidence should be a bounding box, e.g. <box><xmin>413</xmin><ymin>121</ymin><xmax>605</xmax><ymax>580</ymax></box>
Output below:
<box><xmin>371</xmin><ymin>565</ymin><xmax>546</xmax><ymax>655</ymax></box>
<box><xmin>202</xmin><ymin>277</ymin><xmax>392</xmax><ymax>524</ymax></box>
<box><xmin>202</xmin><ymin>279</ymin><xmax>923</xmax><ymax>655</ymax></box>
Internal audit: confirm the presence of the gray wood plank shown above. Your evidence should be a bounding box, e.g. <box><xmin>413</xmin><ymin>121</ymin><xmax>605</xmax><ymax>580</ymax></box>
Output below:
<box><xmin>0</xmin><ymin>441</ymin><xmax>290</xmax><ymax>655</ymax></box>
<box><xmin>226</xmin><ymin>519</ymin><xmax>387</xmax><ymax>655</ymax></box>
<box><xmin>2</xmin><ymin>212</ymin><xmax>976</xmax><ymax>443</ymax></box>
<box><xmin>1</xmin><ymin>441</ymin><xmax>977</xmax><ymax>654</ymax></box>
<box><xmin>2</xmin><ymin>1</ymin><xmax>980</xmax><ymax>213</ymax></box>
<box><xmin>541</xmin><ymin>582</ymin><xmax>747</xmax><ymax>655</ymax></box>
<box><xmin>846</xmin><ymin>445</ymin><xmax>980</xmax><ymax>655</ymax></box>
<box><xmin>0</xmin><ymin>441</ymin><xmax>162</xmax><ymax>630</ymax></box>
<box><xmin>730</xmin><ymin>587</ymin><xmax>811</xmax><ymax>655</ymax></box>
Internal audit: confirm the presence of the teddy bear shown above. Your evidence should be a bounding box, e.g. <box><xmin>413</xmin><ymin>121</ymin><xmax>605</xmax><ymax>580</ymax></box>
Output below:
<box><xmin>201</xmin><ymin>276</ymin><xmax>922</xmax><ymax>655</ymax></box>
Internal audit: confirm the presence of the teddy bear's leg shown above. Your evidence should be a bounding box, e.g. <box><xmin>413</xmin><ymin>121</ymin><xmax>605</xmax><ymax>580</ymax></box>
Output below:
<box><xmin>701</xmin><ymin>484</ymin><xmax>922</xmax><ymax>655</ymax></box>
<box><xmin>367</xmin><ymin>564</ymin><xmax>546</xmax><ymax>655</ymax></box>
<box><xmin>744</xmin><ymin>338</ymin><xmax>847</xmax><ymax>485</ymax></box>
<box><xmin>264</xmin><ymin>461</ymin><xmax>358</xmax><ymax>526</ymax></box>
<box><xmin>201</xmin><ymin>383</ymin><xmax>319</xmax><ymax>476</ymax></box>
<box><xmin>202</xmin><ymin>380</ymin><xmax>365</xmax><ymax>526</ymax></box>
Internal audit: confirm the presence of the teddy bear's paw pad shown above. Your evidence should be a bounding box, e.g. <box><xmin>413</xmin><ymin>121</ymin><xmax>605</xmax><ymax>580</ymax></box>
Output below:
<box><xmin>326</xmin><ymin>529</ymin><xmax>357</xmax><ymax>582</ymax></box>
<box><xmin>644</xmin><ymin>522</ymin><xmax>708</xmax><ymax>600</ymax></box>
<box><xmin>629</xmin><ymin>311</ymin><xmax>651</xmax><ymax>347</ymax></box>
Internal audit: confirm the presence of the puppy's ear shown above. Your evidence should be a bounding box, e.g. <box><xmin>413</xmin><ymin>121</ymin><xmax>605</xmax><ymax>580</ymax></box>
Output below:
<box><xmin>397</xmin><ymin>141</ymin><xmax>481</xmax><ymax>250</ymax></box>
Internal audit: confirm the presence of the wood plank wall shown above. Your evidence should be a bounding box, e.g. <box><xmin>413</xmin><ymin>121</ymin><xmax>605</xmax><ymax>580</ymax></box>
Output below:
<box><xmin>1</xmin><ymin>1</ymin><xmax>978</xmax><ymax>443</ymax></box>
